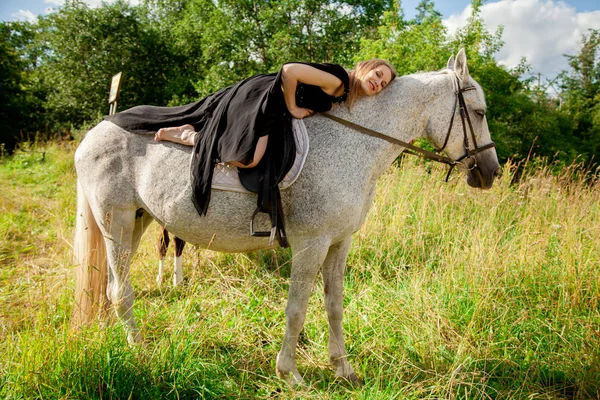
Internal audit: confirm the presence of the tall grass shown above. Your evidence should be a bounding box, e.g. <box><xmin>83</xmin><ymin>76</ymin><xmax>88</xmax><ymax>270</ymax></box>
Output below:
<box><xmin>0</xmin><ymin>141</ymin><xmax>598</xmax><ymax>399</ymax></box>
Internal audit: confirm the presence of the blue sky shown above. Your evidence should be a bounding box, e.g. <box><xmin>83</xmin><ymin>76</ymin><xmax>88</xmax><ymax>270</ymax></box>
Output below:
<box><xmin>2</xmin><ymin>0</ymin><xmax>600</xmax><ymax>87</ymax></box>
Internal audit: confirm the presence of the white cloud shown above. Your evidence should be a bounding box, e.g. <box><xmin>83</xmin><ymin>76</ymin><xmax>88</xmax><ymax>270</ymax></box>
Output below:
<box><xmin>443</xmin><ymin>0</ymin><xmax>600</xmax><ymax>80</ymax></box>
<box><xmin>13</xmin><ymin>9</ymin><xmax>38</xmax><ymax>22</ymax></box>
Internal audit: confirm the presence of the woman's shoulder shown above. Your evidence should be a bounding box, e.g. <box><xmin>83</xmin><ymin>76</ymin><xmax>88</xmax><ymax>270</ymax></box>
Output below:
<box><xmin>310</xmin><ymin>62</ymin><xmax>348</xmax><ymax>80</ymax></box>
<box><xmin>284</xmin><ymin>61</ymin><xmax>348</xmax><ymax>79</ymax></box>
<box><xmin>300</xmin><ymin>62</ymin><xmax>349</xmax><ymax>94</ymax></box>
<box><xmin>314</xmin><ymin>63</ymin><xmax>349</xmax><ymax>98</ymax></box>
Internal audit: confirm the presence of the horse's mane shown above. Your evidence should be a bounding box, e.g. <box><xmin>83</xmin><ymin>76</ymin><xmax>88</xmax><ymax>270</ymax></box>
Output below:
<box><xmin>407</xmin><ymin>68</ymin><xmax>453</xmax><ymax>77</ymax></box>
<box><xmin>405</xmin><ymin>68</ymin><xmax>486</xmax><ymax>104</ymax></box>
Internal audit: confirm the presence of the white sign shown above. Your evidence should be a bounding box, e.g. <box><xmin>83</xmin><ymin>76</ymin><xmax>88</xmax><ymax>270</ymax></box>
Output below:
<box><xmin>108</xmin><ymin>72</ymin><xmax>122</xmax><ymax>104</ymax></box>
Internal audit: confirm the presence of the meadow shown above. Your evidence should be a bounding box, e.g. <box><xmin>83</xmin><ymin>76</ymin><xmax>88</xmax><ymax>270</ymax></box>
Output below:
<box><xmin>0</xmin><ymin>138</ymin><xmax>599</xmax><ymax>399</ymax></box>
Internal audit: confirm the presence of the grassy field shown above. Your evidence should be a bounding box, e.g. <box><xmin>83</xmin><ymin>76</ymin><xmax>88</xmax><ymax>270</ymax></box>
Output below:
<box><xmin>0</xmin><ymin>139</ymin><xmax>599</xmax><ymax>399</ymax></box>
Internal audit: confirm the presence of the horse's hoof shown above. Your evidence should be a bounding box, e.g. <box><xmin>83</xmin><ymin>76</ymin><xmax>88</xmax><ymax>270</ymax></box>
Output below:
<box><xmin>281</xmin><ymin>373</ymin><xmax>305</xmax><ymax>387</ymax></box>
<box><xmin>336</xmin><ymin>373</ymin><xmax>363</xmax><ymax>387</ymax></box>
<box><xmin>276</xmin><ymin>369</ymin><xmax>305</xmax><ymax>387</ymax></box>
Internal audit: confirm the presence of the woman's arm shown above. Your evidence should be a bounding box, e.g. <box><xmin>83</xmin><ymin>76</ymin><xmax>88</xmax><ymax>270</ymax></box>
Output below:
<box><xmin>234</xmin><ymin>63</ymin><xmax>342</xmax><ymax>168</ymax></box>
<box><xmin>281</xmin><ymin>63</ymin><xmax>343</xmax><ymax>119</ymax></box>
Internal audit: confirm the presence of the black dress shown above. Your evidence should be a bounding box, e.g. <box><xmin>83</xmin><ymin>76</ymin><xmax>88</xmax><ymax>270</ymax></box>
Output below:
<box><xmin>105</xmin><ymin>62</ymin><xmax>349</xmax><ymax>246</ymax></box>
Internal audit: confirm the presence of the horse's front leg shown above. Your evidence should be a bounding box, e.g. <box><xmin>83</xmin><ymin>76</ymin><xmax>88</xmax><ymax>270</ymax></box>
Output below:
<box><xmin>276</xmin><ymin>238</ymin><xmax>330</xmax><ymax>386</ymax></box>
<box><xmin>322</xmin><ymin>237</ymin><xmax>361</xmax><ymax>384</ymax></box>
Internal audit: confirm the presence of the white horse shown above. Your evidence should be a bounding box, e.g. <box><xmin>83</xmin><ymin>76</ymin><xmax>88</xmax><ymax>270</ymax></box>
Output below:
<box><xmin>72</xmin><ymin>50</ymin><xmax>499</xmax><ymax>385</ymax></box>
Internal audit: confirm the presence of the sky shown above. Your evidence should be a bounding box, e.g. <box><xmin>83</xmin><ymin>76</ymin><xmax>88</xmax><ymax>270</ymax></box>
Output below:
<box><xmin>2</xmin><ymin>0</ymin><xmax>600</xmax><ymax>88</ymax></box>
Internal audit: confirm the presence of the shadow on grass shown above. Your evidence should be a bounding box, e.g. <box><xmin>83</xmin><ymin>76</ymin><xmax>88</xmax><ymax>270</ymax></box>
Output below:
<box><xmin>533</xmin><ymin>363</ymin><xmax>599</xmax><ymax>399</ymax></box>
<box><xmin>3</xmin><ymin>327</ymin><xmax>245</xmax><ymax>399</ymax></box>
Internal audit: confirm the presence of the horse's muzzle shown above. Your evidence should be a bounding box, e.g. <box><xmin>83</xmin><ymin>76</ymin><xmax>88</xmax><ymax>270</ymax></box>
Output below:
<box><xmin>466</xmin><ymin>153</ymin><xmax>500</xmax><ymax>189</ymax></box>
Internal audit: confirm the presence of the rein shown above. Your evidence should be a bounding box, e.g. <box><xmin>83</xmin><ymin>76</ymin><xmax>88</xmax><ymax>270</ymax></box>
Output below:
<box><xmin>321</xmin><ymin>73</ymin><xmax>496</xmax><ymax>181</ymax></box>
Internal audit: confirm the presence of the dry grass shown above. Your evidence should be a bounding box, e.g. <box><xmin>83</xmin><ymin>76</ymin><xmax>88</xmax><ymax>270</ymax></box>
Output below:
<box><xmin>0</xmin><ymin>141</ymin><xmax>598</xmax><ymax>399</ymax></box>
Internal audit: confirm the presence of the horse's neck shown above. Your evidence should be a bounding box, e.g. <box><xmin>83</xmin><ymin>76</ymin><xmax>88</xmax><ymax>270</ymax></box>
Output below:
<box><xmin>315</xmin><ymin>72</ymin><xmax>444</xmax><ymax>179</ymax></box>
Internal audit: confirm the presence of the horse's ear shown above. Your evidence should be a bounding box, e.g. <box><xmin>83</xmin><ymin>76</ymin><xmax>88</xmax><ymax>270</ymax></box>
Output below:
<box><xmin>446</xmin><ymin>55</ymin><xmax>455</xmax><ymax>70</ymax></box>
<box><xmin>454</xmin><ymin>48</ymin><xmax>470</xmax><ymax>84</ymax></box>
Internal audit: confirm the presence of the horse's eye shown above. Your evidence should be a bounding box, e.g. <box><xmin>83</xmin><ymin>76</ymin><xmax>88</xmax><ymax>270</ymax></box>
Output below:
<box><xmin>476</xmin><ymin>110</ymin><xmax>486</xmax><ymax>117</ymax></box>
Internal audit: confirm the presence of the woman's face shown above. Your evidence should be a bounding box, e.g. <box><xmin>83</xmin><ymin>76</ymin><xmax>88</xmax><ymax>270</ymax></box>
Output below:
<box><xmin>360</xmin><ymin>65</ymin><xmax>393</xmax><ymax>96</ymax></box>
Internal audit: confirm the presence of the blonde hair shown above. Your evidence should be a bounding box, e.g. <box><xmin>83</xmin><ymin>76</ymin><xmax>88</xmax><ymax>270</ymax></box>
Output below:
<box><xmin>347</xmin><ymin>59</ymin><xmax>397</xmax><ymax>108</ymax></box>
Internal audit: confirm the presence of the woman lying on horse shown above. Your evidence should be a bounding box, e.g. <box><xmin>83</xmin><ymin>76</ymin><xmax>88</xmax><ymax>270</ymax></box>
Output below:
<box><xmin>153</xmin><ymin>60</ymin><xmax>396</xmax><ymax>169</ymax></box>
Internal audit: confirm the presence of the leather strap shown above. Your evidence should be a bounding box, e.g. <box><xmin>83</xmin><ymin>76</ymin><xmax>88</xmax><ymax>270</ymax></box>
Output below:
<box><xmin>319</xmin><ymin>112</ymin><xmax>458</xmax><ymax>166</ymax></box>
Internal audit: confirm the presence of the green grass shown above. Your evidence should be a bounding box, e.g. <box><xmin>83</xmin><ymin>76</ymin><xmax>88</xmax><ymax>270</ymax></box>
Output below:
<box><xmin>0</xmin><ymin>140</ymin><xmax>599</xmax><ymax>399</ymax></box>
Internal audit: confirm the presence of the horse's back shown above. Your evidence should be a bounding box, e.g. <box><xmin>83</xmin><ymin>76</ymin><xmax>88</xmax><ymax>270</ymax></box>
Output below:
<box><xmin>75</xmin><ymin>122</ymin><xmax>274</xmax><ymax>250</ymax></box>
<box><xmin>74</xmin><ymin>119</ymin><xmax>375</xmax><ymax>250</ymax></box>
<box><xmin>76</xmin><ymin>121</ymin><xmax>189</xmax><ymax>221</ymax></box>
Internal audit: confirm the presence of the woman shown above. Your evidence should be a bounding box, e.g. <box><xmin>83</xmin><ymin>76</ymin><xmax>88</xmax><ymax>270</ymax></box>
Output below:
<box><xmin>154</xmin><ymin>60</ymin><xmax>395</xmax><ymax>167</ymax></box>
<box><xmin>106</xmin><ymin>59</ymin><xmax>395</xmax><ymax>246</ymax></box>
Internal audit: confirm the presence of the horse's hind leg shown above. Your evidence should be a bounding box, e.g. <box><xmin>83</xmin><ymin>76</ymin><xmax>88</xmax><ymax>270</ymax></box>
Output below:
<box><xmin>321</xmin><ymin>237</ymin><xmax>360</xmax><ymax>384</ymax></box>
<box><xmin>173</xmin><ymin>236</ymin><xmax>186</xmax><ymax>286</ymax></box>
<box><xmin>276</xmin><ymin>237</ymin><xmax>330</xmax><ymax>386</ymax></box>
<box><xmin>103</xmin><ymin>208</ymin><xmax>141</xmax><ymax>344</ymax></box>
<box><xmin>157</xmin><ymin>227</ymin><xmax>170</xmax><ymax>286</ymax></box>
<box><xmin>133</xmin><ymin>210</ymin><xmax>154</xmax><ymax>254</ymax></box>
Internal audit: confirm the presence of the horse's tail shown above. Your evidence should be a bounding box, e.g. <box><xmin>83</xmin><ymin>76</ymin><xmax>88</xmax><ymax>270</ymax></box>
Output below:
<box><xmin>71</xmin><ymin>180</ymin><xmax>110</xmax><ymax>326</ymax></box>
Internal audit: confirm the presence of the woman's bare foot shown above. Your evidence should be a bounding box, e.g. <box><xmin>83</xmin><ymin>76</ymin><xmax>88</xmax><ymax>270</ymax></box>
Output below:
<box><xmin>155</xmin><ymin>124</ymin><xmax>196</xmax><ymax>146</ymax></box>
<box><xmin>155</xmin><ymin>127</ymin><xmax>177</xmax><ymax>142</ymax></box>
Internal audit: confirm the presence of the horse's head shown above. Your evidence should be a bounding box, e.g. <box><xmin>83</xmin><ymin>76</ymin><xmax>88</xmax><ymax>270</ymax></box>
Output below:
<box><xmin>426</xmin><ymin>49</ymin><xmax>500</xmax><ymax>189</ymax></box>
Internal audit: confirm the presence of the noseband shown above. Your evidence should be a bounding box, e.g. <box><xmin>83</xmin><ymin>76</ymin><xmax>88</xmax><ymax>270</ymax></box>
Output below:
<box><xmin>321</xmin><ymin>72</ymin><xmax>496</xmax><ymax>180</ymax></box>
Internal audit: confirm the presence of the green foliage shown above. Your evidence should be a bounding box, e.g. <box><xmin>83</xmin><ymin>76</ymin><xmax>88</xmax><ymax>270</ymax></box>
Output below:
<box><xmin>2</xmin><ymin>21</ymin><xmax>50</xmax><ymax>141</ymax></box>
<box><xmin>355</xmin><ymin>0</ymin><xmax>450</xmax><ymax>75</ymax></box>
<box><xmin>559</xmin><ymin>29</ymin><xmax>600</xmax><ymax>164</ymax></box>
<box><xmin>3</xmin><ymin>0</ymin><xmax>600</xmax><ymax>168</ymax></box>
<box><xmin>32</xmin><ymin>0</ymin><xmax>177</xmax><ymax>129</ymax></box>
<box><xmin>0</xmin><ymin>23</ymin><xmax>31</xmax><ymax>153</ymax></box>
<box><xmin>448</xmin><ymin>0</ymin><xmax>503</xmax><ymax>63</ymax></box>
<box><xmin>144</xmin><ymin>0</ymin><xmax>395</xmax><ymax>98</ymax></box>
<box><xmin>470</xmin><ymin>61</ymin><xmax>577</xmax><ymax>164</ymax></box>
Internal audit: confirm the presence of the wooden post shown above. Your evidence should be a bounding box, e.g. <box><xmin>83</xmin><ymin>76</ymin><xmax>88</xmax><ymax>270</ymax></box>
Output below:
<box><xmin>108</xmin><ymin>72</ymin><xmax>123</xmax><ymax>115</ymax></box>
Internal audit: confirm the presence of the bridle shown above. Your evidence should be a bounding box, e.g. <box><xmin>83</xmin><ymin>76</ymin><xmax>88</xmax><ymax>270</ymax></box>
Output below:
<box><xmin>439</xmin><ymin>72</ymin><xmax>496</xmax><ymax>173</ymax></box>
<box><xmin>320</xmin><ymin>72</ymin><xmax>496</xmax><ymax>181</ymax></box>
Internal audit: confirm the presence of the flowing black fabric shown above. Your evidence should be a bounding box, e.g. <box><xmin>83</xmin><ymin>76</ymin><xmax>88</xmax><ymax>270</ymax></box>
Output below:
<box><xmin>105</xmin><ymin>62</ymin><xmax>349</xmax><ymax>226</ymax></box>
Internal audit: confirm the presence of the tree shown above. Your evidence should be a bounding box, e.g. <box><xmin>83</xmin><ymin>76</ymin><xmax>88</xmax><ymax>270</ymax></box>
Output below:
<box><xmin>0</xmin><ymin>23</ymin><xmax>29</xmax><ymax>153</ymax></box>
<box><xmin>30</xmin><ymin>0</ymin><xmax>177</xmax><ymax>129</ymax></box>
<box><xmin>448</xmin><ymin>0</ymin><xmax>503</xmax><ymax>65</ymax></box>
<box><xmin>145</xmin><ymin>0</ymin><xmax>396</xmax><ymax>99</ymax></box>
<box><xmin>354</xmin><ymin>0</ymin><xmax>450</xmax><ymax>75</ymax></box>
<box><xmin>559</xmin><ymin>29</ymin><xmax>600</xmax><ymax>164</ymax></box>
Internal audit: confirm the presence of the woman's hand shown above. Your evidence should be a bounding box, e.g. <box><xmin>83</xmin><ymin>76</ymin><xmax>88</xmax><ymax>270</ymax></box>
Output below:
<box><xmin>289</xmin><ymin>106</ymin><xmax>314</xmax><ymax>119</ymax></box>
